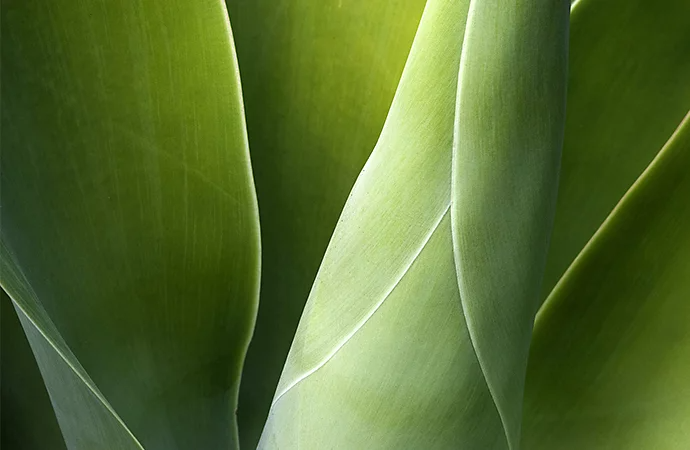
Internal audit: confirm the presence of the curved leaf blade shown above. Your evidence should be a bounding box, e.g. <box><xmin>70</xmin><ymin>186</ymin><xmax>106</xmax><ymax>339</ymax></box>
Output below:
<box><xmin>523</xmin><ymin>111</ymin><xmax>690</xmax><ymax>449</ymax></box>
<box><xmin>225</xmin><ymin>0</ymin><xmax>426</xmax><ymax>443</ymax></box>
<box><xmin>452</xmin><ymin>0</ymin><xmax>569</xmax><ymax>445</ymax></box>
<box><xmin>1</xmin><ymin>0</ymin><xmax>260</xmax><ymax>448</ymax></box>
<box><xmin>260</xmin><ymin>0</ymin><xmax>569</xmax><ymax>447</ymax></box>
<box><xmin>259</xmin><ymin>0</ymin><xmax>473</xmax><ymax>445</ymax></box>
<box><xmin>541</xmin><ymin>0</ymin><xmax>690</xmax><ymax>300</ymax></box>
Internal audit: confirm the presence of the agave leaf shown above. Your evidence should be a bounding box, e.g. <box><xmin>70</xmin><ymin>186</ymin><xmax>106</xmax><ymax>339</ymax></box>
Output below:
<box><xmin>1</xmin><ymin>290</ymin><xmax>67</xmax><ymax>450</ymax></box>
<box><xmin>224</xmin><ymin>0</ymin><xmax>426</xmax><ymax>443</ymax></box>
<box><xmin>541</xmin><ymin>0</ymin><xmax>690</xmax><ymax>300</ymax></box>
<box><xmin>522</xmin><ymin>111</ymin><xmax>690</xmax><ymax>449</ymax></box>
<box><xmin>451</xmin><ymin>0</ymin><xmax>569</xmax><ymax>444</ymax></box>
<box><xmin>259</xmin><ymin>0</ymin><xmax>568</xmax><ymax>447</ymax></box>
<box><xmin>1</xmin><ymin>0</ymin><xmax>259</xmax><ymax>448</ymax></box>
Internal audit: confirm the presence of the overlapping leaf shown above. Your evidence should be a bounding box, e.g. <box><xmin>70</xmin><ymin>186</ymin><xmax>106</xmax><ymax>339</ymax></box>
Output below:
<box><xmin>2</xmin><ymin>0</ymin><xmax>688</xmax><ymax>448</ymax></box>
<box><xmin>2</xmin><ymin>245</ymin><xmax>144</xmax><ymax>450</ymax></box>
<box><xmin>224</xmin><ymin>0</ymin><xmax>426</xmax><ymax>444</ymax></box>
<box><xmin>523</xmin><ymin>112</ymin><xmax>690</xmax><ymax>449</ymax></box>
<box><xmin>1</xmin><ymin>290</ymin><xmax>66</xmax><ymax>450</ymax></box>
<box><xmin>520</xmin><ymin>0</ymin><xmax>690</xmax><ymax>446</ymax></box>
<box><xmin>452</xmin><ymin>0</ymin><xmax>568</xmax><ymax>443</ymax></box>
<box><xmin>541</xmin><ymin>0</ymin><xmax>690</xmax><ymax>300</ymax></box>
<box><xmin>259</xmin><ymin>0</ymin><xmax>569</xmax><ymax>447</ymax></box>
<box><xmin>1</xmin><ymin>0</ymin><xmax>260</xmax><ymax>448</ymax></box>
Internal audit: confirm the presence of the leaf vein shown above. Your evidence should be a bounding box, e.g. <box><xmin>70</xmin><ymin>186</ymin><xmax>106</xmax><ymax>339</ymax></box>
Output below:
<box><xmin>270</xmin><ymin>203</ymin><xmax>451</xmax><ymax>408</ymax></box>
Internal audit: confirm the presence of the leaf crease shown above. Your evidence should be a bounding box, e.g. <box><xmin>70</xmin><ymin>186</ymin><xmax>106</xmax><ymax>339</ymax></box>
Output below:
<box><xmin>270</xmin><ymin>204</ymin><xmax>451</xmax><ymax>408</ymax></box>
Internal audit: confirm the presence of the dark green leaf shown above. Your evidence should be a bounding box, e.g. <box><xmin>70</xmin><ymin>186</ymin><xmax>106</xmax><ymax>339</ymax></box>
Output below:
<box><xmin>541</xmin><ymin>0</ymin><xmax>690</xmax><ymax>300</ymax></box>
<box><xmin>1</xmin><ymin>0</ymin><xmax>260</xmax><ymax>448</ymax></box>
<box><xmin>1</xmin><ymin>290</ymin><xmax>67</xmax><ymax>450</ymax></box>
<box><xmin>523</xmin><ymin>112</ymin><xmax>690</xmax><ymax>449</ymax></box>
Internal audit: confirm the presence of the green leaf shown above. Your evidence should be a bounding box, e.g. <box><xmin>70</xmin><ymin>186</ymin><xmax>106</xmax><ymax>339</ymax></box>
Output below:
<box><xmin>541</xmin><ymin>0</ymin><xmax>690</xmax><ymax>301</ymax></box>
<box><xmin>259</xmin><ymin>0</ymin><xmax>568</xmax><ymax>447</ymax></box>
<box><xmin>225</xmin><ymin>0</ymin><xmax>426</xmax><ymax>443</ymax></box>
<box><xmin>2</xmin><ymin>245</ymin><xmax>144</xmax><ymax>450</ymax></box>
<box><xmin>1</xmin><ymin>0</ymin><xmax>260</xmax><ymax>448</ymax></box>
<box><xmin>452</xmin><ymin>0</ymin><xmax>569</xmax><ymax>444</ymax></box>
<box><xmin>522</xmin><ymin>111</ymin><xmax>690</xmax><ymax>449</ymax></box>
<box><xmin>1</xmin><ymin>290</ymin><xmax>67</xmax><ymax>450</ymax></box>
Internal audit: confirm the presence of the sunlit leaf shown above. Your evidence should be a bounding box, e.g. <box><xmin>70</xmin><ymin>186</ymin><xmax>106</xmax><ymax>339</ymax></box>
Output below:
<box><xmin>259</xmin><ymin>0</ymin><xmax>569</xmax><ymax>447</ymax></box>
<box><xmin>224</xmin><ymin>0</ymin><xmax>426</xmax><ymax>444</ymax></box>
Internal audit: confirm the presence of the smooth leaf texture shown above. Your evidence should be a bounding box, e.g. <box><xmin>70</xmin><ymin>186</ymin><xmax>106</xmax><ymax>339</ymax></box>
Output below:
<box><xmin>522</xmin><ymin>111</ymin><xmax>690</xmax><ymax>449</ymax></box>
<box><xmin>259</xmin><ymin>0</ymin><xmax>568</xmax><ymax>447</ymax></box>
<box><xmin>1</xmin><ymin>290</ymin><xmax>66</xmax><ymax>450</ymax></box>
<box><xmin>540</xmin><ymin>0</ymin><xmax>690</xmax><ymax>300</ymax></box>
<box><xmin>1</xmin><ymin>0</ymin><xmax>259</xmax><ymax>448</ymax></box>
<box><xmin>225</xmin><ymin>0</ymin><xmax>426</xmax><ymax>444</ymax></box>
<box><xmin>452</xmin><ymin>0</ymin><xmax>568</xmax><ymax>445</ymax></box>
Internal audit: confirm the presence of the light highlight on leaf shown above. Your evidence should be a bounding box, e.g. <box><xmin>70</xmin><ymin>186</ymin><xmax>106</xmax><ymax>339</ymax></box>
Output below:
<box><xmin>259</xmin><ymin>0</ymin><xmax>569</xmax><ymax>448</ymax></box>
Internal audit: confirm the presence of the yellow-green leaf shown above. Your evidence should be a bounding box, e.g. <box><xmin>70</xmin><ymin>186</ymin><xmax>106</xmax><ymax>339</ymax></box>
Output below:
<box><xmin>225</xmin><ymin>0</ymin><xmax>426</xmax><ymax>444</ymax></box>
<box><xmin>259</xmin><ymin>0</ymin><xmax>569</xmax><ymax>447</ymax></box>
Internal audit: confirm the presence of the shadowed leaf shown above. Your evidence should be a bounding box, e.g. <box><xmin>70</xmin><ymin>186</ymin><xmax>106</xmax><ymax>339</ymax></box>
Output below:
<box><xmin>1</xmin><ymin>290</ymin><xmax>67</xmax><ymax>450</ymax></box>
<box><xmin>523</xmin><ymin>112</ymin><xmax>690</xmax><ymax>449</ymax></box>
<box><xmin>541</xmin><ymin>0</ymin><xmax>690</xmax><ymax>300</ymax></box>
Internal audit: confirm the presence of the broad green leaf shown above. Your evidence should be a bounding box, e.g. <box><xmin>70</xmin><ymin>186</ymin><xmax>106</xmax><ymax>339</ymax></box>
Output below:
<box><xmin>259</xmin><ymin>0</ymin><xmax>568</xmax><ymax>447</ymax></box>
<box><xmin>522</xmin><ymin>111</ymin><xmax>690</xmax><ymax>449</ymax></box>
<box><xmin>224</xmin><ymin>0</ymin><xmax>426</xmax><ymax>443</ymax></box>
<box><xmin>1</xmin><ymin>290</ymin><xmax>67</xmax><ymax>450</ymax></box>
<box><xmin>1</xmin><ymin>0</ymin><xmax>259</xmax><ymax>448</ymax></box>
<box><xmin>541</xmin><ymin>0</ymin><xmax>690</xmax><ymax>300</ymax></box>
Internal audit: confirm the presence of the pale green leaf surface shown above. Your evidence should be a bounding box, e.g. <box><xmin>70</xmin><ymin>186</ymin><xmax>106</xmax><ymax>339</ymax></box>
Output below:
<box><xmin>1</xmin><ymin>0</ymin><xmax>259</xmax><ymax>448</ymax></box>
<box><xmin>262</xmin><ymin>215</ymin><xmax>507</xmax><ymax>449</ymax></box>
<box><xmin>523</xmin><ymin>112</ymin><xmax>690</xmax><ymax>449</ymax></box>
<box><xmin>224</xmin><ymin>1</ymin><xmax>426</xmax><ymax>444</ymax></box>
<box><xmin>259</xmin><ymin>0</ymin><xmax>568</xmax><ymax>447</ymax></box>
<box><xmin>259</xmin><ymin>0</ymin><xmax>471</xmax><ymax>445</ymax></box>
<box><xmin>452</xmin><ymin>0</ymin><xmax>569</xmax><ymax>445</ymax></box>
<box><xmin>541</xmin><ymin>0</ymin><xmax>690</xmax><ymax>300</ymax></box>
<box><xmin>1</xmin><ymin>290</ymin><xmax>67</xmax><ymax>450</ymax></box>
